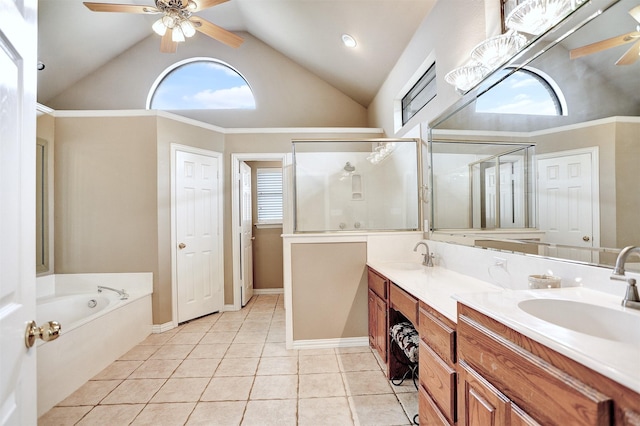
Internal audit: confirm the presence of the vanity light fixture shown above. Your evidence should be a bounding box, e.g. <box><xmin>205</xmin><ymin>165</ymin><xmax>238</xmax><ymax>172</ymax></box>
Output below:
<box><xmin>444</xmin><ymin>64</ymin><xmax>489</xmax><ymax>93</ymax></box>
<box><xmin>342</xmin><ymin>33</ymin><xmax>357</xmax><ymax>48</ymax></box>
<box><xmin>505</xmin><ymin>0</ymin><xmax>576</xmax><ymax>35</ymax></box>
<box><xmin>471</xmin><ymin>33</ymin><xmax>527</xmax><ymax>70</ymax></box>
<box><xmin>367</xmin><ymin>141</ymin><xmax>396</xmax><ymax>165</ymax></box>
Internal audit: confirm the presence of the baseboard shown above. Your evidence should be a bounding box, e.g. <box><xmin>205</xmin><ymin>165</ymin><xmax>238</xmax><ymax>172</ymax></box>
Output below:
<box><xmin>253</xmin><ymin>288</ymin><xmax>284</xmax><ymax>295</ymax></box>
<box><xmin>151</xmin><ymin>321</ymin><xmax>176</xmax><ymax>334</ymax></box>
<box><xmin>292</xmin><ymin>336</ymin><xmax>369</xmax><ymax>350</ymax></box>
<box><xmin>222</xmin><ymin>304</ymin><xmax>236</xmax><ymax>312</ymax></box>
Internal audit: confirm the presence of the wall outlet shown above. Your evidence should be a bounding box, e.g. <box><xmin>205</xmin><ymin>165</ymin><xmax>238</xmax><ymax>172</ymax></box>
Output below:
<box><xmin>493</xmin><ymin>257</ymin><xmax>507</xmax><ymax>270</ymax></box>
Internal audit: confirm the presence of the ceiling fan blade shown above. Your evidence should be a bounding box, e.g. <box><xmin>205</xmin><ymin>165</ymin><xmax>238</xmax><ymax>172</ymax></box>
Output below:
<box><xmin>192</xmin><ymin>0</ymin><xmax>229</xmax><ymax>11</ymax></box>
<box><xmin>615</xmin><ymin>39</ymin><xmax>640</xmax><ymax>65</ymax></box>
<box><xmin>161</xmin><ymin>29</ymin><xmax>178</xmax><ymax>53</ymax></box>
<box><xmin>570</xmin><ymin>31</ymin><xmax>640</xmax><ymax>59</ymax></box>
<box><xmin>191</xmin><ymin>17</ymin><xmax>243</xmax><ymax>48</ymax></box>
<box><xmin>83</xmin><ymin>2</ymin><xmax>159</xmax><ymax>13</ymax></box>
<box><xmin>629</xmin><ymin>5</ymin><xmax>640</xmax><ymax>23</ymax></box>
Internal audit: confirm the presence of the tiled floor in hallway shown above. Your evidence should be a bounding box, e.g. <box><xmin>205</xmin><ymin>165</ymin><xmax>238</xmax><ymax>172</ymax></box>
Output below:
<box><xmin>39</xmin><ymin>294</ymin><xmax>418</xmax><ymax>425</ymax></box>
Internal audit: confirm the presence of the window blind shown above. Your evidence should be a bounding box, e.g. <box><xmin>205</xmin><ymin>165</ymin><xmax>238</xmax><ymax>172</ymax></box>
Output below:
<box><xmin>256</xmin><ymin>168</ymin><xmax>283</xmax><ymax>223</ymax></box>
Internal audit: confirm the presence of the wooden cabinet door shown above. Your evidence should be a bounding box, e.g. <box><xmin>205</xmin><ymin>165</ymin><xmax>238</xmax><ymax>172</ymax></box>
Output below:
<box><xmin>368</xmin><ymin>289</ymin><xmax>377</xmax><ymax>349</ymax></box>
<box><xmin>458</xmin><ymin>361</ymin><xmax>509</xmax><ymax>426</ymax></box>
<box><xmin>510</xmin><ymin>404</ymin><xmax>542</xmax><ymax>426</ymax></box>
<box><xmin>375</xmin><ymin>294</ymin><xmax>387</xmax><ymax>361</ymax></box>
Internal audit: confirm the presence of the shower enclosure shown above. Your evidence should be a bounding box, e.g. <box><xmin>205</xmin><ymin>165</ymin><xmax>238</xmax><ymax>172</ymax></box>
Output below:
<box><xmin>293</xmin><ymin>139</ymin><xmax>420</xmax><ymax>233</ymax></box>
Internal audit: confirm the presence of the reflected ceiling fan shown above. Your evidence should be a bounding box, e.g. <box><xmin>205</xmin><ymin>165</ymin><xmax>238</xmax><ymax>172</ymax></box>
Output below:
<box><xmin>570</xmin><ymin>5</ymin><xmax>640</xmax><ymax>65</ymax></box>
<box><xmin>83</xmin><ymin>0</ymin><xmax>243</xmax><ymax>53</ymax></box>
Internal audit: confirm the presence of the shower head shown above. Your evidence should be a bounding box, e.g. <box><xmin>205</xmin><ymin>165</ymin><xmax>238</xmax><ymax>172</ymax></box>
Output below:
<box><xmin>343</xmin><ymin>162</ymin><xmax>355</xmax><ymax>172</ymax></box>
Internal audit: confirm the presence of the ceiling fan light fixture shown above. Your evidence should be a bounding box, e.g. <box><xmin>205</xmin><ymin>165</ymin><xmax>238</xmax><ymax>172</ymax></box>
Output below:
<box><xmin>180</xmin><ymin>19</ymin><xmax>196</xmax><ymax>37</ymax></box>
<box><xmin>342</xmin><ymin>34</ymin><xmax>357</xmax><ymax>48</ymax></box>
<box><xmin>172</xmin><ymin>27</ymin><xmax>185</xmax><ymax>42</ymax></box>
<box><xmin>152</xmin><ymin>18</ymin><xmax>167</xmax><ymax>35</ymax></box>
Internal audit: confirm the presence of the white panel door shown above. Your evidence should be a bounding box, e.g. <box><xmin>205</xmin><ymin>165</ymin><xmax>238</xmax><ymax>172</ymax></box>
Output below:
<box><xmin>538</xmin><ymin>153</ymin><xmax>593</xmax><ymax>262</ymax></box>
<box><xmin>0</xmin><ymin>0</ymin><xmax>37</xmax><ymax>423</ymax></box>
<box><xmin>176</xmin><ymin>151</ymin><xmax>222</xmax><ymax>322</ymax></box>
<box><xmin>240</xmin><ymin>162</ymin><xmax>254</xmax><ymax>306</ymax></box>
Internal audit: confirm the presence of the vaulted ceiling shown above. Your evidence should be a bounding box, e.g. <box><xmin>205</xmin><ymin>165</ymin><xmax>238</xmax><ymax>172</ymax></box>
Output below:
<box><xmin>37</xmin><ymin>0</ymin><xmax>437</xmax><ymax>107</ymax></box>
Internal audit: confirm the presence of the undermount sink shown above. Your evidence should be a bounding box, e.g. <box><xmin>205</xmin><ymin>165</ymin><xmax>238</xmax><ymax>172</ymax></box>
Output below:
<box><xmin>388</xmin><ymin>262</ymin><xmax>425</xmax><ymax>271</ymax></box>
<box><xmin>518</xmin><ymin>299</ymin><xmax>640</xmax><ymax>344</ymax></box>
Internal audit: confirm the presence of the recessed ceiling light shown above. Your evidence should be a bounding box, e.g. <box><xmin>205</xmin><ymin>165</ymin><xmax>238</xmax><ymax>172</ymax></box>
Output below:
<box><xmin>341</xmin><ymin>34</ymin><xmax>357</xmax><ymax>48</ymax></box>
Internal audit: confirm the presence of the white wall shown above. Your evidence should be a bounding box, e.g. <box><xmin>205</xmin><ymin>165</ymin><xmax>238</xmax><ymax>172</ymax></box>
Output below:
<box><xmin>45</xmin><ymin>32</ymin><xmax>368</xmax><ymax>129</ymax></box>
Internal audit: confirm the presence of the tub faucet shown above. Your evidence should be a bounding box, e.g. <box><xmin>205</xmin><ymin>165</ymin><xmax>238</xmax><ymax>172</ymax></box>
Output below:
<box><xmin>610</xmin><ymin>246</ymin><xmax>640</xmax><ymax>310</ymax></box>
<box><xmin>413</xmin><ymin>241</ymin><xmax>434</xmax><ymax>267</ymax></box>
<box><xmin>97</xmin><ymin>285</ymin><xmax>129</xmax><ymax>300</ymax></box>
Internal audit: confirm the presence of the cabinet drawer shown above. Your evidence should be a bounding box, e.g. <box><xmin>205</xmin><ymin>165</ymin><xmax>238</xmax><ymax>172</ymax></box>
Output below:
<box><xmin>419</xmin><ymin>304</ymin><xmax>456</xmax><ymax>367</ymax></box>
<box><xmin>419</xmin><ymin>384</ymin><xmax>450</xmax><ymax>426</ymax></box>
<box><xmin>458</xmin><ymin>311</ymin><xmax>612</xmax><ymax>426</ymax></box>
<box><xmin>419</xmin><ymin>340</ymin><xmax>456</xmax><ymax>424</ymax></box>
<box><xmin>367</xmin><ymin>268</ymin><xmax>387</xmax><ymax>300</ymax></box>
<box><xmin>390</xmin><ymin>283</ymin><xmax>418</xmax><ymax>324</ymax></box>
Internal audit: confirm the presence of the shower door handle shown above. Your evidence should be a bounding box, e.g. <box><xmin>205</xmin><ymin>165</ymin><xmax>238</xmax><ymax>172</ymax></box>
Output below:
<box><xmin>25</xmin><ymin>320</ymin><xmax>62</xmax><ymax>348</ymax></box>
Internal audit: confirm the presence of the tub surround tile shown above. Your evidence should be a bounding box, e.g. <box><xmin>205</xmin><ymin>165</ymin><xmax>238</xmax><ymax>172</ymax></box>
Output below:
<box><xmin>130</xmin><ymin>402</ymin><xmax>196</xmax><ymax>426</ymax></box>
<box><xmin>92</xmin><ymin>360</ymin><xmax>143</xmax><ymax>380</ymax></box>
<box><xmin>76</xmin><ymin>404</ymin><xmax>145</xmax><ymax>426</ymax></box>
<box><xmin>128</xmin><ymin>359</ymin><xmax>182</xmax><ymax>379</ymax></box>
<box><xmin>186</xmin><ymin>401</ymin><xmax>247</xmax><ymax>425</ymax></box>
<box><xmin>58</xmin><ymin>380</ymin><xmax>122</xmax><ymax>406</ymax></box>
<box><xmin>242</xmin><ymin>399</ymin><xmax>297</xmax><ymax>426</ymax></box>
<box><xmin>150</xmin><ymin>377</ymin><xmax>209</xmax><ymax>403</ymax></box>
<box><xmin>172</xmin><ymin>358</ymin><xmax>221</xmax><ymax>378</ymax></box>
<box><xmin>298</xmin><ymin>397</ymin><xmax>354</xmax><ymax>425</ymax></box>
<box><xmin>37</xmin><ymin>406</ymin><xmax>92</xmax><ymax>426</ymax></box>
<box><xmin>100</xmin><ymin>378</ymin><xmax>166</xmax><ymax>405</ymax></box>
<box><xmin>200</xmin><ymin>376</ymin><xmax>254</xmax><ymax>401</ymax></box>
<box><xmin>299</xmin><ymin>373</ymin><xmax>346</xmax><ymax>398</ymax></box>
<box><xmin>250</xmin><ymin>375</ymin><xmax>298</xmax><ymax>400</ymax></box>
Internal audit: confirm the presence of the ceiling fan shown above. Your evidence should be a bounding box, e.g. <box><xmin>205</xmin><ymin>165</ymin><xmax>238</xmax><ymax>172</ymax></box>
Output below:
<box><xmin>83</xmin><ymin>0</ymin><xmax>243</xmax><ymax>53</ymax></box>
<box><xmin>570</xmin><ymin>5</ymin><xmax>640</xmax><ymax>65</ymax></box>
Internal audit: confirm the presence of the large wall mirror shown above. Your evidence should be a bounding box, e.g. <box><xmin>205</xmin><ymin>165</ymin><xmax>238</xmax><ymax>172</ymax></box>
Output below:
<box><xmin>429</xmin><ymin>0</ymin><xmax>639</xmax><ymax>270</ymax></box>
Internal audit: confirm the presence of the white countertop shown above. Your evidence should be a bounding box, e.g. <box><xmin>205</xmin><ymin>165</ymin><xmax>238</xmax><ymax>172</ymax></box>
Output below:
<box><xmin>367</xmin><ymin>261</ymin><xmax>640</xmax><ymax>394</ymax></box>
<box><xmin>366</xmin><ymin>261</ymin><xmax>501</xmax><ymax>322</ymax></box>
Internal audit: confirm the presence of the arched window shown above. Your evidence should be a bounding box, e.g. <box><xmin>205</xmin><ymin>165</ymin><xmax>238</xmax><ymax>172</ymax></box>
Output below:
<box><xmin>147</xmin><ymin>58</ymin><xmax>256</xmax><ymax>110</ymax></box>
<box><xmin>476</xmin><ymin>67</ymin><xmax>566</xmax><ymax>116</ymax></box>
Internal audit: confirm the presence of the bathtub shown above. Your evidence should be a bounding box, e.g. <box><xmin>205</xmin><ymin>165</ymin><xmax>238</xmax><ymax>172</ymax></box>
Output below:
<box><xmin>36</xmin><ymin>273</ymin><xmax>153</xmax><ymax>417</ymax></box>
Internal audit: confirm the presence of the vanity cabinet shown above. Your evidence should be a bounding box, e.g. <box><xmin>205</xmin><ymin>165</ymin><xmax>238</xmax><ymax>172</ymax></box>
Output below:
<box><xmin>456</xmin><ymin>302</ymin><xmax>640</xmax><ymax>426</ymax></box>
<box><xmin>418</xmin><ymin>301</ymin><xmax>457</xmax><ymax>425</ymax></box>
<box><xmin>367</xmin><ymin>268</ymin><xmax>388</xmax><ymax>362</ymax></box>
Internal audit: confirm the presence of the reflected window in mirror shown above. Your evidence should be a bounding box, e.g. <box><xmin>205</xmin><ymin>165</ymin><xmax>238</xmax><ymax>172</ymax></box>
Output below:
<box><xmin>476</xmin><ymin>67</ymin><xmax>566</xmax><ymax>116</ymax></box>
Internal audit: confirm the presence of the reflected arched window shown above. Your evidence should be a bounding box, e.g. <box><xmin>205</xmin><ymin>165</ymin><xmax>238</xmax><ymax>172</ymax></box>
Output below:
<box><xmin>147</xmin><ymin>58</ymin><xmax>256</xmax><ymax>110</ymax></box>
<box><xmin>476</xmin><ymin>67</ymin><xmax>565</xmax><ymax>116</ymax></box>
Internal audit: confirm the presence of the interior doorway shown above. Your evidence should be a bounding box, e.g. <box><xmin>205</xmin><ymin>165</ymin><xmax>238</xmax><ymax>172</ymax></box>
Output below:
<box><xmin>232</xmin><ymin>153</ymin><xmax>287</xmax><ymax>310</ymax></box>
<box><xmin>171</xmin><ymin>144</ymin><xmax>224</xmax><ymax>324</ymax></box>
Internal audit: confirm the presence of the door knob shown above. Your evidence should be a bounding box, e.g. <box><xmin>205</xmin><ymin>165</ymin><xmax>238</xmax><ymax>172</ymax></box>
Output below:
<box><xmin>583</xmin><ymin>236</ymin><xmax>590</xmax><ymax>242</ymax></box>
<box><xmin>25</xmin><ymin>320</ymin><xmax>61</xmax><ymax>348</ymax></box>
<box><xmin>178</xmin><ymin>243</ymin><xmax>186</xmax><ymax>249</ymax></box>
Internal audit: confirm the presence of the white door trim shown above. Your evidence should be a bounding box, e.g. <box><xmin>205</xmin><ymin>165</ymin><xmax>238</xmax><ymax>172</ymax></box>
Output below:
<box><xmin>171</xmin><ymin>143</ymin><xmax>224</xmax><ymax>326</ymax></box>
<box><xmin>535</xmin><ymin>146</ymin><xmax>600</xmax><ymax>251</ymax></box>
<box><xmin>231</xmin><ymin>153</ymin><xmax>290</xmax><ymax>311</ymax></box>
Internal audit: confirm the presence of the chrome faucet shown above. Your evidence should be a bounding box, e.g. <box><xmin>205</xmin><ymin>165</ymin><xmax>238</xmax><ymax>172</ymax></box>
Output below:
<box><xmin>610</xmin><ymin>246</ymin><xmax>640</xmax><ymax>310</ymax></box>
<box><xmin>97</xmin><ymin>285</ymin><xmax>129</xmax><ymax>300</ymax></box>
<box><xmin>413</xmin><ymin>241</ymin><xmax>434</xmax><ymax>267</ymax></box>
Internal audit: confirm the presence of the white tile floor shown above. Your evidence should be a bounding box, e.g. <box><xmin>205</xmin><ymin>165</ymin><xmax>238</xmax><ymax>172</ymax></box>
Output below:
<box><xmin>39</xmin><ymin>294</ymin><xmax>418</xmax><ymax>425</ymax></box>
